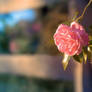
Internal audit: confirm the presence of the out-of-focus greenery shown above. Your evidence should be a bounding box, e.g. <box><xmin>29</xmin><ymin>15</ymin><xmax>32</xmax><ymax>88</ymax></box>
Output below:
<box><xmin>0</xmin><ymin>74</ymin><xmax>74</xmax><ymax>92</ymax></box>
<box><xmin>0</xmin><ymin>32</ymin><xmax>10</xmax><ymax>53</ymax></box>
<box><xmin>37</xmin><ymin>2</ymin><xmax>68</xmax><ymax>55</ymax></box>
<box><xmin>0</xmin><ymin>21</ymin><xmax>40</xmax><ymax>54</ymax></box>
<box><xmin>0</xmin><ymin>1</ymin><xmax>69</xmax><ymax>55</ymax></box>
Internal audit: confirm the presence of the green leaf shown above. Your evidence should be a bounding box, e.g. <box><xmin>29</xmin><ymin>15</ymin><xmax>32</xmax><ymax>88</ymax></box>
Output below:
<box><xmin>89</xmin><ymin>40</ymin><xmax>92</xmax><ymax>45</ymax></box>
<box><xmin>62</xmin><ymin>54</ymin><xmax>71</xmax><ymax>70</ymax></box>
<box><xmin>73</xmin><ymin>53</ymin><xmax>83</xmax><ymax>63</ymax></box>
<box><xmin>89</xmin><ymin>25</ymin><xmax>92</xmax><ymax>31</ymax></box>
<box><xmin>83</xmin><ymin>48</ymin><xmax>88</xmax><ymax>64</ymax></box>
<box><xmin>87</xmin><ymin>46</ymin><xmax>92</xmax><ymax>53</ymax></box>
<box><xmin>88</xmin><ymin>25</ymin><xmax>92</xmax><ymax>37</ymax></box>
<box><xmin>72</xmin><ymin>11</ymin><xmax>79</xmax><ymax>21</ymax></box>
<box><xmin>87</xmin><ymin>52</ymin><xmax>92</xmax><ymax>61</ymax></box>
<box><xmin>88</xmin><ymin>25</ymin><xmax>92</xmax><ymax>38</ymax></box>
<box><xmin>62</xmin><ymin>21</ymin><xmax>71</xmax><ymax>26</ymax></box>
<box><xmin>87</xmin><ymin>46</ymin><xmax>92</xmax><ymax>61</ymax></box>
<box><xmin>89</xmin><ymin>45</ymin><xmax>92</xmax><ymax>47</ymax></box>
<box><xmin>62</xmin><ymin>11</ymin><xmax>79</xmax><ymax>26</ymax></box>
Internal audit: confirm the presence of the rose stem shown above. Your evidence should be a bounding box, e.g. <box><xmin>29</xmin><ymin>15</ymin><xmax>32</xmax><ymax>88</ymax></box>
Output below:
<box><xmin>75</xmin><ymin>0</ymin><xmax>92</xmax><ymax>22</ymax></box>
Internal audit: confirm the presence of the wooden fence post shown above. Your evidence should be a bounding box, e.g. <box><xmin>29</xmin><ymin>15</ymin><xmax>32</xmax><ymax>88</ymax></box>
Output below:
<box><xmin>74</xmin><ymin>63</ymin><xmax>83</xmax><ymax>92</ymax></box>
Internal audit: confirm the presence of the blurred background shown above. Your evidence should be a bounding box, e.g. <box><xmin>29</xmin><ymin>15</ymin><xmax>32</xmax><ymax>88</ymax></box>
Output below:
<box><xmin>0</xmin><ymin>0</ymin><xmax>91</xmax><ymax>92</ymax></box>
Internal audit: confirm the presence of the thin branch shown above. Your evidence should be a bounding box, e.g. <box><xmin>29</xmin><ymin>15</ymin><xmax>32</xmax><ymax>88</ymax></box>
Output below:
<box><xmin>75</xmin><ymin>0</ymin><xmax>92</xmax><ymax>22</ymax></box>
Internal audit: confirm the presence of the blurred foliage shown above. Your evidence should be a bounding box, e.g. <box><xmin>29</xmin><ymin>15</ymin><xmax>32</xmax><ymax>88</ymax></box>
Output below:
<box><xmin>0</xmin><ymin>74</ymin><xmax>74</xmax><ymax>92</ymax></box>
<box><xmin>0</xmin><ymin>32</ymin><xmax>10</xmax><ymax>53</ymax></box>
<box><xmin>0</xmin><ymin>1</ymin><xmax>69</xmax><ymax>55</ymax></box>
<box><xmin>37</xmin><ymin>2</ymin><xmax>68</xmax><ymax>55</ymax></box>
<box><xmin>1</xmin><ymin>21</ymin><xmax>40</xmax><ymax>54</ymax></box>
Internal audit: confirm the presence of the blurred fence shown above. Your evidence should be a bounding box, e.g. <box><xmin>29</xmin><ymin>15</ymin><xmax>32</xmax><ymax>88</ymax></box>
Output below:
<box><xmin>0</xmin><ymin>55</ymin><xmax>82</xmax><ymax>92</ymax></box>
<box><xmin>0</xmin><ymin>55</ymin><xmax>76</xmax><ymax>80</ymax></box>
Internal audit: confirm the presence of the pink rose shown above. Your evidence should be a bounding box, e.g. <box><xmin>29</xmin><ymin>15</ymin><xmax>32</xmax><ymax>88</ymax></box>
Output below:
<box><xmin>54</xmin><ymin>22</ymin><xmax>89</xmax><ymax>56</ymax></box>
